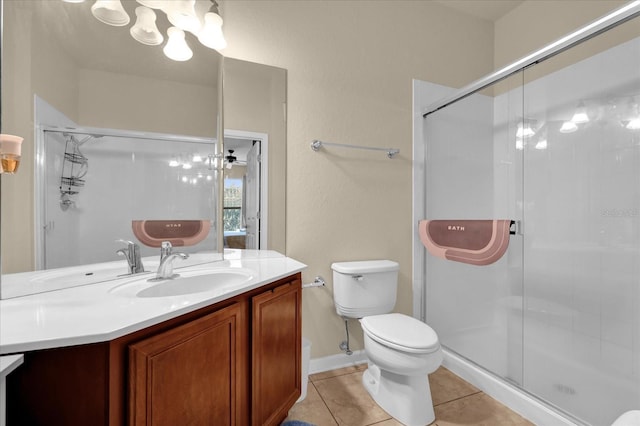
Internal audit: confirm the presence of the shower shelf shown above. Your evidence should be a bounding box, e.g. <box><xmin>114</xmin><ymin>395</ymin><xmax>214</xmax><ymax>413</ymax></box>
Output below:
<box><xmin>64</xmin><ymin>152</ymin><xmax>87</xmax><ymax>164</ymax></box>
<box><xmin>60</xmin><ymin>176</ymin><xmax>85</xmax><ymax>187</ymax></box>
<box><xmin>58</xmin><ymin>134</ymin><xmax>90</xmax><ymax>210</ymax></box>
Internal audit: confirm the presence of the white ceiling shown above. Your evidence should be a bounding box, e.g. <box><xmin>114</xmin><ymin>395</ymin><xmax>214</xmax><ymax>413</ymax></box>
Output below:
<box><xmin>434</xmin><ymin>0</ymin><xmax>525</xmax><ymax>22</ymax></box>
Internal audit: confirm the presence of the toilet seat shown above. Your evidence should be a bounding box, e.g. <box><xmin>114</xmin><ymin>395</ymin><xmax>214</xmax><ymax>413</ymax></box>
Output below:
<box><xmin>361</xmin><ymin>313</ymin><xmax>439</xmax><ymax>354</ymax></box>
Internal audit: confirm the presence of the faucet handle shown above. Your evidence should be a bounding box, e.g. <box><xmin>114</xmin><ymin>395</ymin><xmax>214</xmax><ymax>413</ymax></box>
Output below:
<box><xmin>116</xmin><ymin>239</ymin><xmax>144</xmax><ymax>274</ymax></box>
<box><xmin>160</xmin><ymin>241</ymin><xmax>172</xmax><ymax>260</ymax></box>
<box><xmin>116</xmin><ymin>239</ymin><xmax>135</xmax><ymax>248</ymax></box>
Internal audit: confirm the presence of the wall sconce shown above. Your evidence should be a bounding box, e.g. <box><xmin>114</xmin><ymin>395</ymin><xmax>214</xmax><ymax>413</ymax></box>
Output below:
<box><xmin>625</xmin><ymin>103</ymin><xmax>640</xmax><ymax>130</ymax></box>
<box><xmin>130</xmin><ymin>6</ymin><xmax>164</xmax><ymax>45</ymax></box>
<box><xmin>0</xmin><ymin>134</ymin><xmax>24</xmax><ymax>174</ymax></box>
<box><xmin>65</xmin><ymin>0</ymin><xmax>228</xmax><ymax>61</ymax></box>
<box><xmin>570</xmin><ymin>101</ymin><xmax>590</xmax><ymax>124</ymax></box>
<box><xmin>516</xmin><ymin>119</ymin><xmax>536</xmax><ymax>138</ymax></box>
<box><xmin>163</xmin><ymin>26</ymin><xmax>193</xmax><ymax>61</ymax></box>
<box><xmin>91</xmin><ymin>0</ymin><xmax>131</xmax><ymax>26</ymax></box>
<box><xmin>559</xmin><ymin>121</ymin><xmax>578</xmax><ymax>133</ymax></box>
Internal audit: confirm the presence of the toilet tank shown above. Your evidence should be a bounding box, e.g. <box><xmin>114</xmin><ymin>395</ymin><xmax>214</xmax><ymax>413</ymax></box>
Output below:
<box><xmin>331</xmin><ymin>260</ymin><xmax>399</xmax><ymax>318</ymax></box>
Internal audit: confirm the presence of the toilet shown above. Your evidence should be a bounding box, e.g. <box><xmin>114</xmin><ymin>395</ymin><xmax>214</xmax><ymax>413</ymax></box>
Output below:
<box><xmin>332</xmin><ymin>260</ymin><xmax>442</xmax><ymax>426</ymax></box>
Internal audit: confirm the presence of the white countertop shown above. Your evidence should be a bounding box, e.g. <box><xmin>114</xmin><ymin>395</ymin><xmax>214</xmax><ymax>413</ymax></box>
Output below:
<box><xmin>0</xmin><ymin>250</ymin><xmax>306</xmax><ymax>355</ymax></box>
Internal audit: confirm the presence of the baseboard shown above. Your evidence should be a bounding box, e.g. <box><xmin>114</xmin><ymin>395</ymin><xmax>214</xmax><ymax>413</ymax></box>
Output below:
<box><xmin>308</xmin><ymin>350</ymin><xmax>367</xmax><ymax>375</ymax></box>
<box><xmin>443</xmin><ymin>349</ymin><xmax>580</xmax><ymax>426</ymax></box>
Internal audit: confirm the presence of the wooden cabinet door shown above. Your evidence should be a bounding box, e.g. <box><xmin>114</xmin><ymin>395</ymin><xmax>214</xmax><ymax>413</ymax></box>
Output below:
<box><xmin>251</xmin><ymin>279</ymin><xmax>302</xmax><ymax>426</ymax></box>
<box><xmin>129</xmin><ymin>302</ymin><xmax>246</xmax><ymax>426</ymax></box>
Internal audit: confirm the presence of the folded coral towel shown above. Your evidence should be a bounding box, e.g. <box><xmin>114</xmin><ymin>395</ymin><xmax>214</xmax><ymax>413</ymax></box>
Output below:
<box><xmin>418</xmin><ymin>219</ymin><xmax>511</xmax><ymax>266</ymax></box>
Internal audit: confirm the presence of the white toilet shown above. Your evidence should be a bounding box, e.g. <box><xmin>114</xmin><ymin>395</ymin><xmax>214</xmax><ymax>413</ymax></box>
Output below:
<box><xmin>332</xmin><ymin>260</ymin><xmax>443</xmax><ymax>426</ymax></box>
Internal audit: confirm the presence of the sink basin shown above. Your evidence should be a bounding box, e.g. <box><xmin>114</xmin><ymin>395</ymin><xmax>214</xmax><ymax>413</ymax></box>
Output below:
<box><xmin>109</xmin><ymin>268</ymin><xmax>254</xmax><ymax>298</ymax></box>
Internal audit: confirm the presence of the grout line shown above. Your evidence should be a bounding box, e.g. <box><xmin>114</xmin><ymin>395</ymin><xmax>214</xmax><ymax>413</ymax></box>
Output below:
<box><xmin>367</xmin><ymin>417</ymin><xmax>394</xmax><ymax>426</ymax></box>
<box><xmin>310</xmin><ymin>381</ymin><xmax>341</xmax><ymax>426</ymax></box>
<box><xmin>310</xmin><ymin>366</ymin><xmax>367</xmax><ymax>384</ymax></box>
<box><xmin>433</xmin><ymin>390</ymin><xmax>483</xmax><ymax>407</ymax></box>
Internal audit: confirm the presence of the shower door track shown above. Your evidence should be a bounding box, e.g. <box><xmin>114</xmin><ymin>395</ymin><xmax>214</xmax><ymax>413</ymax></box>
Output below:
<box><xmin>422</xmin><ymin>0</ymin><xmax>640</xmax><ymax>118</ymax></box>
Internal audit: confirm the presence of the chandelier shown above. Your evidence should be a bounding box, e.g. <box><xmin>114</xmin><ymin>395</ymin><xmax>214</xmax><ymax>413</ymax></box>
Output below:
<box><xmin>63</xmin><ymin>0</ymin><xmax>227</xmax><ymax>61</ymax></box>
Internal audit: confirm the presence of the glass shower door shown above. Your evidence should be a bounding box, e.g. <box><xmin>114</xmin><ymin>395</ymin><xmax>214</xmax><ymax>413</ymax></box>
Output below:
<box><xmin>424</xmin><ymin>72</ymin><xmax>526</xmax><ymax>385</ymax></box>
<box><xmin>521</xmin><ymin>25</ymin><xmax>640</xmax><ymax>425</ymax></box>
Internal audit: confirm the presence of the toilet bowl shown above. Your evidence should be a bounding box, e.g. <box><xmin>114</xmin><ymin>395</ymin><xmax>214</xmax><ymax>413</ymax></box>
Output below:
<box><xmin>331</xmin><ymin>260</ymin><xmax>443</xmax><ymax>426</ymax></box>
<box><xmin>361</xmin><ymin>313</ymin><xmax>442</xmax><ymax>426</ymax></box>
<box><xmin>612</xmin><ymin>410</ymin><xmax>640</xmax><ymax>426</ymax></box>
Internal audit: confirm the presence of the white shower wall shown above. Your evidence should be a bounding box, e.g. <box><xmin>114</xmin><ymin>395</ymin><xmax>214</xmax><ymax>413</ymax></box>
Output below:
<box><xmin>416</xmin><ymin>32</ymin><xmax>640</xmax><ymax>426</ymax></box>
<box><xmin>42</xmin><ymin>130</ymin><xmax>218</xmax><ymax>269</ymax></box>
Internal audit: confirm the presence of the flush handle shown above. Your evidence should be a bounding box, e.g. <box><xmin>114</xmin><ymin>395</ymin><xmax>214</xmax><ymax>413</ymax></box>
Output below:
<box><xmin>351</xmin><ymin>275</ymin><xmax>364</xmax><ymax>281</ymax></box>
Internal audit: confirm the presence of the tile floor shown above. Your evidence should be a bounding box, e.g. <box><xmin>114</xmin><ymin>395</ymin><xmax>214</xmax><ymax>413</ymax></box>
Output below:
<box><xmin>285</xmin><ymin>364</ymin><xmax>534</xmax><ymax>426</ymax></box>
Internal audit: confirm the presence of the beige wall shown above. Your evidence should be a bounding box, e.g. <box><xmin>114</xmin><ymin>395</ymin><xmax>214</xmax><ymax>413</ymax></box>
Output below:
<box><xmin>221</xmin><ymin>0</ymin><xmax>633</xmax><ymax>359</ymax></box>
<box><xmin>78</xmin><ymin>69</ymin><xmax>217</xmax><ymax>137</ymax></box>
<box><xmin>221</xmin><ymin>0</ymin><xmax>497</xmax><ymax>358</ymax></box>
<box><xmin>494</xmin><ymin>1</ymin><xmax>627</xmax><ymax>69</ymax></box>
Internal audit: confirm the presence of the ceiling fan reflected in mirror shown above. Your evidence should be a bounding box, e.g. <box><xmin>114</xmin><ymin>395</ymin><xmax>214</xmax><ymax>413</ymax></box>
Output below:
<box><xmin>224</xmin><ymin>149</ymin><xmax>246</xmax><ymax>169</ymax></box>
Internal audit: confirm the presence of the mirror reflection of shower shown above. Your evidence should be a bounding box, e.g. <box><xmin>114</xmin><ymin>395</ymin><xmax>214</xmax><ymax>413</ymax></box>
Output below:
<box><xmin>39</xmin><ymin>124</ymin><xmax>219</xmax><ymax>270</ymax></box>
<box><xmin>59</xmin><ymin>133</ymin><xmax>99</xmax><ymax>211</ymax></box>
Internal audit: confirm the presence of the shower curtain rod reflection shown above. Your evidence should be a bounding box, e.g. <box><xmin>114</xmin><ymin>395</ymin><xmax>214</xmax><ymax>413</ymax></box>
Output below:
<box><xmin>422</xmin><ymin>0</ymin><xmax>640</xmax><ymax>117</ymax></box>
<box><xmin>310</xmin><ymin>139</ymin><xmax>400</xmax><ymax>159</ymax></box>
<box><xmin>41</xmin><ymin>125</ymin><xmax>216</xmax><ymax>144</ymax></box>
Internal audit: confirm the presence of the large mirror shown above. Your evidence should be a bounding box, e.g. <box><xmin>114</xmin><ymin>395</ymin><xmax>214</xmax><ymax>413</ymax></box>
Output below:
<box><xmin>222</xmin><ymin>58</ymin><xmax>286</xmax><ymax>254</ymax></box>
<box><xmin>0</xmin><ymin>0</ymin><xmax>287</xmax><ymax>298</ymax></box>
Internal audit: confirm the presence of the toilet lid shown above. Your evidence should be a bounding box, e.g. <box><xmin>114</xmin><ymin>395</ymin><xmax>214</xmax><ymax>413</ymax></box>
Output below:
<box><xmin>361</xmin><ymin>313</ymin><xmax>440</xmax><ymax>354</ymax></box>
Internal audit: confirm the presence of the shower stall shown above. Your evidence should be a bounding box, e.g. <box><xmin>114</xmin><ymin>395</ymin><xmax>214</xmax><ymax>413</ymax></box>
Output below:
<box><xmin>414</xmin><ymin>4</ymin><xmax>640</xmax><ymax>426</ymax></box>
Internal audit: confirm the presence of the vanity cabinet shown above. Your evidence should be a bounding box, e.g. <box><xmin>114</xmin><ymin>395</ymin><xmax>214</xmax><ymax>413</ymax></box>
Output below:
<box><xmin>252</xmin><ymin>281</ymin><xmax>302</xmax><ymax>426</ymax></box>
<box><xmin>6</xmin><ymin>272</ymin><xmax>301</xmax><ymax>426</ymax></box>
<box><xmin>129</xmin><ymin>303</ymin><xmax>245</xmax><ymax>426</ymax></box>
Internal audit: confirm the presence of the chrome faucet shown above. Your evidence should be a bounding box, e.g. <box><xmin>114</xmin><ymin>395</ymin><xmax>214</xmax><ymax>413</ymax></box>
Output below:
<box><xmin>150</xmin><ymin>241</ymin><xmax>189</xmax><ymax>281</ymax></box>
<box><xmin>116</xmin><ymin>239</ymin><xmax>145</xmax><ymax>275</ymax></box>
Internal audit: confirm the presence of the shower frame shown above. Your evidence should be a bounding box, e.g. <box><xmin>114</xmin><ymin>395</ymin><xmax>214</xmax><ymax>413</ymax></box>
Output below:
<box><xmin>421</xmin><ymin>1</ymin><xmax>640</xmax><ymax>119</ymax></box>
<box><xmin>413</xmin><ymin>2</ymin><xmax>640</xmax><ymax>425</ymax></box>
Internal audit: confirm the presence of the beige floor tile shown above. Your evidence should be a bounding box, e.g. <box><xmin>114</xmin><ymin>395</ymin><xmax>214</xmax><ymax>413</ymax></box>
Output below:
<box><xmin>313</xmin><ymin>371</ymin><xmax>391</xmax><ymax>426</ymax></box>
<box><xmin>369</xmin><ymin>419</ymin><xmax>405</xmax><ymax>426</ymax></box>
<box><xmin>429</xmin><ymin>367</ymin><xmax>480</xmax><ymax>406</ymax></box>
<box><xmin>434</xmin><ymin>392</ymin><xmax>534</xmax><ymax>426</ymax></box>
<box><xmin>286</xmin><ymin>382</ymin><xmax>338</xmax><ymax>426</ymax></box>
<box><xmin>311</xmin><ymin>364</ymin><xmax>368</xmax><ymax>382</ymax></box>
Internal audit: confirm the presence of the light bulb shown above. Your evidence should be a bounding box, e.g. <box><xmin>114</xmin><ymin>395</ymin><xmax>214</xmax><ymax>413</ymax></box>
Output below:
<box><xmin>571</xmin><ymin>101</ymin><xmax>589</xmax><ymax>124</ymax></box>
<box><xmin>183</xmin><ymin>163</ymin><xmax>193</xmax><ymax>170</ymax></box>
<box><xmin>515</xmin><ymin>139</ymin><xmax>524</xmax><ymax>151</ymax></box>
<box><xmin>198</xmin><ymin>12</ymin><xmax>227</xmax><ymax>50</ymax></box>
<box><xmin>516</xmin><ymin>122</ymin><xmax>535</xmax><ymax>138</ymax></box>
<box><xmin>163</xmin><ymin>27</ymin><xmax>193</xmax><ymax>61</ymax></box>
<box><xmin>559</xmin><ymin>121</ymin><xmax>578</xmax><ymax>133</ymax></box>
<box><xmin>166</xmin><ymin>0</ymin><xmax>201</xmax><ymax>33</ymax></box>
<box><xmin>181</xmin><ymin>176</ymin><xmax>189</xmax><ymax>183</ymax></box>
<box><xmin>130</xmin><ymin>6</ymin><xmax>164</xmax><ymax>46</ymax></box>
<box><xmin>91</xmin><ymin>0</ymin><xmax>130</xmax><ymax>26</ymax></box>
<box><xmin>192</xmin><ymin>154</ymin><xmax>203</xmax><ymax>162</ymax></box>
<box><xmin>169</xmin><ymin>159</ymin><xmax>180</xmax><ymax>167</ymax></box>
<box><xmin>136</xmin><ymin>0</ymin><xmax>166</xmax><ymax>9</ymax></box>
<box><xmin>626</xmin><ymin>117</ymin><xmax>640</xmax><ymax>130</ymax></box>
<box><xmin>535</xmin><ymin>139</ymin><xmax>548</xmax><ymax>150</ymax></box>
